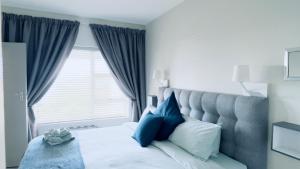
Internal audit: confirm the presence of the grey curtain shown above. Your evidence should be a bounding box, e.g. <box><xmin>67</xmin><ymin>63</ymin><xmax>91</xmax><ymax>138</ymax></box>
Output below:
<box><xmin>90</xmin><ymin>24</ymin><xmax>146</xmax><ymax>122</ymax></box>
<box><xmin>2</xmin><ymin>13</ymin><xmax>80</xmax><ymax>140</ymax></box>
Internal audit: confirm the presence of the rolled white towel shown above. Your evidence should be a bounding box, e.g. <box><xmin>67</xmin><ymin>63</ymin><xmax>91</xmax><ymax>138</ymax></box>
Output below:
<box><xmin>44</xmin><ymin>128</ymin><xmax>74</xmax><ymax>146</ymax></box>
<box><xmin>59</xmin><ymin>128</ymin><xmax>71</xmax><ymax>137</ymax></box>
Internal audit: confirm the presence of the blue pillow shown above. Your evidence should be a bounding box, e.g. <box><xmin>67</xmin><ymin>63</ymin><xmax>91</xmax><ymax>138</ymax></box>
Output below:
<box><xmin>132</xmin><ymin>112</ymin><xmax>164</xmax><ymax>147</ymax></box>
<box><xmin>154</xmin><ymin>92</ymin><xmax>185</xmax><ymax>140</ymax></box>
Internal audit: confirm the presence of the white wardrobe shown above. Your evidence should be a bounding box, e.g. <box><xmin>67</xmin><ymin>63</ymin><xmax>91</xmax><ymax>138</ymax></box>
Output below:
<box><xmin>3</xmin><ymin>42</ymin><xmax>28</xmax><ymax>168</ymax></box>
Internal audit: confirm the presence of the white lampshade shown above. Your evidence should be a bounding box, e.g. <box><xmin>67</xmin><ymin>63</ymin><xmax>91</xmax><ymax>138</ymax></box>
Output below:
<box><xmin>152</xmin><ymin>69</ymin><xmax>161</xmax><ymax>80</ymax></box>
<box><xmin>232</xmin><ymin>65</ymin><xmax>250</xmax><ymax>82</ymax></box>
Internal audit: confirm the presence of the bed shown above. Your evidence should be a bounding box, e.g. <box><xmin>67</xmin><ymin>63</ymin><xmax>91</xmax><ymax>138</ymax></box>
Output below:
<box><xmin>19</xmin><ymin>88</ymin><xmax>268</xmax><ymax>169</ymax></box>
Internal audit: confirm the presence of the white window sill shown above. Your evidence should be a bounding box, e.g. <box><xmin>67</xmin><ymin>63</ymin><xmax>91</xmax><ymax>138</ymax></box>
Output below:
<box><xmin>37</xmin><ymin>117</ymin><xmax>129</xmax><ymax>135</ymax></box>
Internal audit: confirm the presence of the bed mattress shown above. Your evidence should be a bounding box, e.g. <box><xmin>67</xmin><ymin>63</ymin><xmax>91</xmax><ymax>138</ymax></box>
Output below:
<box><xmin>75</xmin><ymin>122</ymin><xmax>247</xmax><ymax>169</ymax></box>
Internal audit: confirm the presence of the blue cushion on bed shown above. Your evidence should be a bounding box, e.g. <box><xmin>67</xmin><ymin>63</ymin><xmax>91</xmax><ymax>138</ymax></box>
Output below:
<box><xmin>154</xmin><ymin>92</ymin><xmax>185</xmax><ymax>141</ymax></box>
<box><xmin>132</xmin><ymin>112</ymin><xmax>163</xmax><ymax>147</ymax></box>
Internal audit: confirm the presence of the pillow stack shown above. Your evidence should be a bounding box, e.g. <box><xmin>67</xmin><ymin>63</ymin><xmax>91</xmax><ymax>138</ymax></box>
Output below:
<box><xmin>133</xmin><ymin>92</ymin><xmax>185</xmax><ymax>147</ymax></box>
<box><xmin>132</xmin><ymin>91</ymin><xmax>222</xmax><ymax>161</ymax></box>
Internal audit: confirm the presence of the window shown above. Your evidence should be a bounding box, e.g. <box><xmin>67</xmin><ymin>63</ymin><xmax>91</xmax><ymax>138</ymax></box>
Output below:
<box><xmin>34</xmin><ymin>48</ymin><xmax>129</xmax><ymax>123</ymax></box>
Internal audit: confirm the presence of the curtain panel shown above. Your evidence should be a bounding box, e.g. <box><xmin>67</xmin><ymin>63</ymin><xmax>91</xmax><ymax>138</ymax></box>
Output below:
<box><xmin>90</xmin><ymin>24</ymin><xmax>146</xmax><ymax>122</ymax></box>
<box><xmin>2</xmin><ymin>13</ymin><xmax>79</xmax><ymax>140</ymax></box>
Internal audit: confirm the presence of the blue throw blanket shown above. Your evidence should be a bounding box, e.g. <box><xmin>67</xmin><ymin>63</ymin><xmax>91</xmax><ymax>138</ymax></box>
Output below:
<box><xmin>19</xmin><ymin>135</ymin><xmax>85</xmax><ymax>169</ymax></box>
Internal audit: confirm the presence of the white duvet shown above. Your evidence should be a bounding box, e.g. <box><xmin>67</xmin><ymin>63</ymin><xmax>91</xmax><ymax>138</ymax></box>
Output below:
<box><xmin>75</xmin><ymin>122</ymin><xmax>247</xmax><ymax>169</ymax></box>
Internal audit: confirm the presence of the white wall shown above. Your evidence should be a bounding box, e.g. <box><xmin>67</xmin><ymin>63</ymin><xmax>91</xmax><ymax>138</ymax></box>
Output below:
<box><xmin>0</xmin><ymin>0</ymin><xmax>7</xmax><ymax>167</ymax></box>
<box><xmin>146</xmin><ymin>0</ymin><xmax>300</xmax><ymax>168</ymax></box>
<box><xmin>2</xmin><ymin>6</ymin><xmax>145</xmax><ymax>48</ymax></box>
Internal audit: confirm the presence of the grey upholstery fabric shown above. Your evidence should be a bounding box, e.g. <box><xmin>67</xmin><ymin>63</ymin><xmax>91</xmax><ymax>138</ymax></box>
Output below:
<box><xmin>2</xmin><ymin>13</ymin><xmax>80</xmax><ymax>140</ymax></box>
<box><xmin>158</xmin><ymin>88</ymin><xmax>268</xmax><ymax>169</ymax></box>
<box><xmin>90</xmin><ymin>24</ymin><xmax>146</xmax><ymax>122</ymax></box>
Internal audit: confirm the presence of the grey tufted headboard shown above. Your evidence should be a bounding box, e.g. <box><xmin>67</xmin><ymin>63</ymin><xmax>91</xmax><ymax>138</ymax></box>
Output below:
<box><xmin>158</xmin><ymin>88</ymin><xmax>268</xmax><ymax>169</ymax></box>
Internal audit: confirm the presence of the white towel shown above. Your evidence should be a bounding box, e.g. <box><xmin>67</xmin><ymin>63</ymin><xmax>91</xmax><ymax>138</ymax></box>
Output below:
<box><xmin>44</xmin><ymin>128</ymin><xmax>74</xmax><ymax>146</ymax></box>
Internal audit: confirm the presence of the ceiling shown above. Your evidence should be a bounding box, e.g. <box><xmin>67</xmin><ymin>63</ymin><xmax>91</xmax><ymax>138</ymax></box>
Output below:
<box><xmin>2</xmin><ymin>0</ymin><xmax>184</xmax><ymax>25</ymax></box>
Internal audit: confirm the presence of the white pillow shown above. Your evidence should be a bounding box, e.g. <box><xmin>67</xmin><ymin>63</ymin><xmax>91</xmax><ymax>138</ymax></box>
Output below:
<box><xmin>180</xmin><ymin>116</ymin><xmax>222</xmax><ymax>157</ymax></box>
<box><xmin>168</xmin><ymin>120</ymin><xmax>221</xmax><ymax>161</ymax></box>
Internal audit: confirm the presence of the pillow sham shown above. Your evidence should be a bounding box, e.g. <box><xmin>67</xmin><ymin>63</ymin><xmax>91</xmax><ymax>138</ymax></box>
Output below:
<box><xmin>181</xmin><ymin>116</ymin><xmax>222</xmax><ymax>157</ymax></box>
<box><xmin>153</xmin><ymin>92</ymin><xmax>185</xmax><ymax>141</ymax></box>
<box><xmin>132</xmin><ymin>112</ymin><xmax>163</xmax><ymax>147</ymax></box>
<box><xmin>168</xmin><ymin>120</ymin><xmax>221</xmax><ymax>161</ymax></box>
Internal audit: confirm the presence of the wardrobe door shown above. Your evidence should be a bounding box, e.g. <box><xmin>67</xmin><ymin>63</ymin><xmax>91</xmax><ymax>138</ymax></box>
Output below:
<box><xmin>3</xmin><ymin>42</ymin><xmax>28</xmax><ymax>168</ymax></box>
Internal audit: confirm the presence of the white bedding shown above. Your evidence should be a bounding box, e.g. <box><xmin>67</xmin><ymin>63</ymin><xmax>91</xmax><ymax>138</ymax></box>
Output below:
<box><xmin>75</xmin><ymin>122</ymin><xmax>247</xmax><ymax>169</ymax></box>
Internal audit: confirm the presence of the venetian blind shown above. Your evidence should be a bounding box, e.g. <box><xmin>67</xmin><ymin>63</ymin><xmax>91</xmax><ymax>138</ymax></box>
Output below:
<box><xmin>34</xmin><ymin>48</ymin><xmax>129</xmax><ymax>123</ymax></box>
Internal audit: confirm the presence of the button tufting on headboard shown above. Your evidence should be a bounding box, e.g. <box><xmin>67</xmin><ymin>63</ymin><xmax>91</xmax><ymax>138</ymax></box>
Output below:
<box><xmin>158</xmin><ymin>87</ymin><xmax>268</xmax><ymax>169</ymax></box>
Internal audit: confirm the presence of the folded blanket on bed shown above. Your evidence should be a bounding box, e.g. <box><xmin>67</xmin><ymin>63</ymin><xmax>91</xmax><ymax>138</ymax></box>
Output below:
<box><xmin>19</xmin><ymin>135</ymin><xmax>84</xmax><ymax>169</ymax></box>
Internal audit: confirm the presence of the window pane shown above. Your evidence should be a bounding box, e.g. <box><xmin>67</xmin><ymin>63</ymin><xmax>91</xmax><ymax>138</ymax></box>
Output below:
<box><xmin>34</xmin><ymin>48</ymin><xmax>129</xmax><ymax>123</ymax></box>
